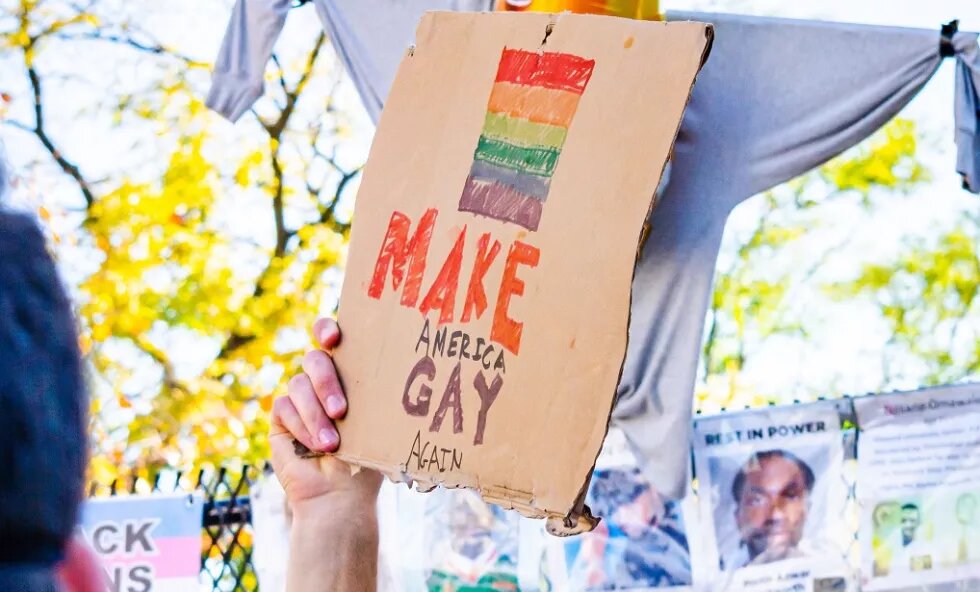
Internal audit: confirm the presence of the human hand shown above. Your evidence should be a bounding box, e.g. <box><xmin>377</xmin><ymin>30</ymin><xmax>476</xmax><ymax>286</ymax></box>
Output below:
<box><xmin>269</xmin><ymin>318</ymin><xmax>382</xmax><ymax>512</ymax></box>
<box><xmin>270</xmin><ymin>318</ymin><xmax>382</xmax><ymax>592</ymax></box>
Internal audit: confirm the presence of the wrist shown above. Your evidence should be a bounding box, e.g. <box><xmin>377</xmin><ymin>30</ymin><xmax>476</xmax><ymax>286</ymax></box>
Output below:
<box><xmin>291</xmin><ymin>492</ymin><xmax>378</xmax><ymax>532</ymax></box>
<box><xmin>287</xmin><ymin>494</ymin><xmax>379</xmax><ymax>592</ymax></box>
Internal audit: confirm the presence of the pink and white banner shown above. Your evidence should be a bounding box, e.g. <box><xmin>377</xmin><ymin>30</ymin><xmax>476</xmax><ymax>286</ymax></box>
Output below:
<box><xmin>79</xmin><ymin>493</ymin><xmax>204</xmax><ymax>592</ymax></box>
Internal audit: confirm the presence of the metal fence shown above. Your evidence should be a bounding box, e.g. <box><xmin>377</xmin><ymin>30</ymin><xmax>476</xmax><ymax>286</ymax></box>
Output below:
<box><xmin>89</xmin><ymin>464</ymin><xmax>263</xmax><ymax>592</ymax></box>
<box><xmin>80</xmin><ymin>436</ymin><xmax>871</xmax><ymax>592</ymax></box>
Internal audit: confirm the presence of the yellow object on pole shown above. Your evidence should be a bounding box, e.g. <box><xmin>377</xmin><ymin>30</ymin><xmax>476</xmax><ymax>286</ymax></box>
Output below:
<box><xmin>496</xmin><ymin>0</ymin><xmax>661</xmax><ymax>20</ymax></box>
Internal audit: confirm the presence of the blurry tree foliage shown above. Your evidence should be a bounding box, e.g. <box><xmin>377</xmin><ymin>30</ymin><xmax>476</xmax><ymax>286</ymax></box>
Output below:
<box><xmin>2</xmin><ymin>0</ymin><xmax>361</xmax><ymax>483</ymax></box>
<box><xmin>697</xmin><ymin>118</ymin><xmax>980</xmax><ymax>410</ymax></box>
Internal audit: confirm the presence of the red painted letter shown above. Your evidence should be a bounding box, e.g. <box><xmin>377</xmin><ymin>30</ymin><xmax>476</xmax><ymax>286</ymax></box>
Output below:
<box><xmin>461</xmin><ymin>232</ymin><xmax>501</xmax><ymax>323</ymax></box>
<box><xmin>419</xmin><ymin>227</ymin><xmax>466</xmax><ymax>324</ymax></box>
<box><xmin>491</xmin><ymin>241</ymin><xmax>539</xmax><ymax>355</ymax></box>
<box><xmin>367</xmin><ymin>208</ymin><xmax>438</xmax><ymax>307</ymax></box>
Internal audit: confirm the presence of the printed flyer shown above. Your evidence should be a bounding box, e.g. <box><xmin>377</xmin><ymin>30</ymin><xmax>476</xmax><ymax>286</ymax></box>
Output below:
<box><xmin>78</xmin><ymin>494</ymin><xmax>204</xmax><ymax>592</ymax></box>
<box><xmin>854</xmin><ymin>384</ymin><xmax>980</xmax><ymax>591</ymax></box>
<box><xmin>691</xmin><ymin>400</ymin><xmax>855</xmax><ymax>592</ymax></box>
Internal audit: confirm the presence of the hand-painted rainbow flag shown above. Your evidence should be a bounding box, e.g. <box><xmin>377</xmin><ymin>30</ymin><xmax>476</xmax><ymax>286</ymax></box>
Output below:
<box><xmin>459</xmin><ymin>48</ymin><xmax>595</xmax><ymax>231</ymax></box>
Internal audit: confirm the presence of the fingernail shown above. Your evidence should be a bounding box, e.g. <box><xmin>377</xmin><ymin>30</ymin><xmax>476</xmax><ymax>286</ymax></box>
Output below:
<box><xmin>326</xmin><ymin>395</ymin><xmax>346</xmax><ymax>417</ymax></box>
<box><xmin>318</xmin><ymin>427</ymin><xmax>338</xmax><ymax>450</ymax></box>
<box><xmin>319</xmin><ymin>324</ymin><xmax>336</xmax><ymax>346</ymax></box>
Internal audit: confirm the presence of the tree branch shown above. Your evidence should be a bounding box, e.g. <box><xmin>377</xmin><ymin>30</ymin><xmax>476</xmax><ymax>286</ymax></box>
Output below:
<box><xmin>318</xmin><ymin>167</ymin><xmax>360</xmax><ymax>230</ymax></box>
<box><xmin>270</xmin><ymin>52</ymin><xmax>290</xmax><ymax>110</ymax></box>
<box><xmin>2</xmin><ymin>119</ymin><xmax>34</xmax><ymax>133</ymax></box>
<box><xmin>25</xmin><ymin>63</ymin><xmax>96</xmax><ymax>208</ymax></box>
<box><xmin>266</xmin><ymin>33</ymin><xmax>327</xmax><ymax>255</ymax></box>
<box><xmin>271</xmin><ymin>144</ymin><xmax>288</xmax><ymax>257</ymax></box>
<box><xmin>54</xmin><ymin>31</ymin><xmax>208</xmax><ymax>68</ymax></box>
<box><xmin>268</xmin><ymin>32</ymin><xmax>325</xmax><ymax>138</ymax></box>
<box><xmin>214</xmin><ymin>32</ymin><xmax>330</xmax><ymax>360</ymax></box>
<box><xmin>134</xmin><ymin>335</ymin><xmax>180</xmax><ymax>391</ymax></box>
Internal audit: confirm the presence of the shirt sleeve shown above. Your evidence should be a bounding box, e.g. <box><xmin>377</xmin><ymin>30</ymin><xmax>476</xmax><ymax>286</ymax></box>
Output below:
<box><xmin>206</xmin><ymin>0</ymin><xmax>292</xmax><ymax>122</ymax></box>
<box><xmin>953</xmin><ymin>31</ymin><xmax>980</xmax><ymax>193</ymax></box>
<box><xmin>617</xmin><ymin>12</ymin><xmax>948</xmax><ymax>501</ymax></box>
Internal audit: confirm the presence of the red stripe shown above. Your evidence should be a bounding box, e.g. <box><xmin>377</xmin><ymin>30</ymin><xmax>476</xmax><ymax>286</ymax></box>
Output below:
<box><xmin>494</xmin><ymin>49</ymin><xmax>595</xmax><ymax>95</ymax></box>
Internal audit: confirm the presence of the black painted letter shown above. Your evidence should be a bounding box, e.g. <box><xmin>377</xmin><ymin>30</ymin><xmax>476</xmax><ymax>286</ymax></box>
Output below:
<box><xmin>403</xmin><ymin>357</ymin><xmax>435</xmax><ymax>416</ymax></box>
<box><xmin>473</xmin><ymin>371</ymin><xmax>503</xmax><ymax>445</ymax></box>
<box><xmin>429</xmin><ymin>362</ymin><xmax>463</xmax><ymax>434</ymax></box>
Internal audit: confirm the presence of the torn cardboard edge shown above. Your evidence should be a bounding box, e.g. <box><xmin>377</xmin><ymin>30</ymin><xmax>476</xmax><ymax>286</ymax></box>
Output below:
<box><xmin>293</xmin><ymin>12</ymin><xmax>714</xmax><ymax>538</ymax></box>
<box><xmin>293</xmin><ymin>438</ymin><xmax>597</xmax><ymax>535</ymax></box>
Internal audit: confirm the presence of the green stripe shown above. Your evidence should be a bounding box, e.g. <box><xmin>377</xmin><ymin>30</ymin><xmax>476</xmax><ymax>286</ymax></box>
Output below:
<box><xmin>481</xmin><ymin>112</ymin><xmax>568</xmax><ymax>150</ymax></box>
<box><xmin>473</xmin><ymin>135</ymin><xmax>560</xmax><ymax>177</ymax></box>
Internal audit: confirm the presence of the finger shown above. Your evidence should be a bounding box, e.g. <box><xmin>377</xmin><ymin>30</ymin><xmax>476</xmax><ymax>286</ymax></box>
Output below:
<box><xmin>312</xmin><ymin>317</ymin><xmax>341</xmax><ymax>350</ymax></box>
<box><xmin>288</xmin><ymin>373</ymin><xmax>339</xmax><ymax>451</ymax></box>
<box><xmin>270</xmin><ymin>395</ymin><xmax>319</xmax><ymax>452</ymax></box>
<box><xmin>302</xmin><ymin>349</ymin><xmax>347</xmax><ymax>419</ymax></box>
<box><xmin>57</xmin><ymin>536</ymin><xmax>106</xmax><ymax>592</ymax></box>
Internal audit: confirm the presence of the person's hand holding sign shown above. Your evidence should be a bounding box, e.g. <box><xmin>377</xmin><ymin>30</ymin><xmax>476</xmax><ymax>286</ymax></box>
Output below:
<box><xmin>270</xmin><ymin>318</ymin><xmax>382</xmax><ymax>592</ymax></box>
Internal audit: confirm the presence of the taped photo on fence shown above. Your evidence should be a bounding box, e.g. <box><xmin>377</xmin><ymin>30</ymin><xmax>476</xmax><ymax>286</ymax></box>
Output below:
<box><xmin>551</xmin><ymin>428</ymin><xmax>692</xmax><ymax>591</ymax></box>
<box><xmin>854</xmin><ymin>383</ymin><xmax>980</xmax><ymax>591</ymax></box>
<box><xmin>425</xmin><ymin>489</ymin><xmax>521</xmax><ymax>591</ymax></box>
<box><xmin>690</xmin><ymin>400</ymin><xmax>855</xmax><ymax>592</ymax></box>
<box><xmin>377</xmin><ymin>485</ymin><xmax>526</xmax><ymax>592</ymax></box>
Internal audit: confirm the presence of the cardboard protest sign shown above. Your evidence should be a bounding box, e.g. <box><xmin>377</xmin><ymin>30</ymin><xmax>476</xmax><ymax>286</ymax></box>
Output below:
<box><xmin>690</xmin><ymin>401</ymin><xmax>855</xmax><ymax>592</ymax></box>
<box><xmin>330</xmin><ymin>10</ymin><xmax>711</xmax><ymax>533</ymax></box>
<box><xmin>79</xmin><ymin>494</ymin><xmax>203</xmax><ymax>592</ymax></box>
<box><xmin>854</xmin><ymin>384</ymin><xmax>980</xmax><ymax>591</ymax></box>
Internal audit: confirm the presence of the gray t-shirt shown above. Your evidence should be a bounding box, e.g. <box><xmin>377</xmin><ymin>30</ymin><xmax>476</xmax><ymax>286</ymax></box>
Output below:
<box><xmin>207</xmin><ymin>3</ymin><xmax>980</xmax><ymax>498</ymax></box>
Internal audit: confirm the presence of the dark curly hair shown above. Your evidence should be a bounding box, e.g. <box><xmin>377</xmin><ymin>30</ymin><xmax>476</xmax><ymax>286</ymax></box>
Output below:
<box><xmin>0</xmin><ymin>208</ymin><xmax>87</xmax><ymax>591</ymax></box>
<box><xmin>731</xmin><ymin>449</ymin><xmax>815</xmax><ymax>502</ymax></box>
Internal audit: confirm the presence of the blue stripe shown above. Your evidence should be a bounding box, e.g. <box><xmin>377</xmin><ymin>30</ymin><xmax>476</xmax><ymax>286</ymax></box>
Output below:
<box><xmin>80</xmin><ymin>495</ymin><xmax>203</xmax><ymax>538</ymax></box>
<box><xmin>469</xmin><ymin>160</ymin><xmax>551</xmax><ymax>202</ymax></box>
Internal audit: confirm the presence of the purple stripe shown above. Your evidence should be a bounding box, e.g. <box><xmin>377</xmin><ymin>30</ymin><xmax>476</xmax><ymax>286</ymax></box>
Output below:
<box><xmin>458</xmin><ymin>177</ymin><xmax>543</xmax><ymax>231</ymax></box>
<box><xmin>469</xmin><ymin>160</ymin><xmax>551</xmax><ymax>202</ymax></box>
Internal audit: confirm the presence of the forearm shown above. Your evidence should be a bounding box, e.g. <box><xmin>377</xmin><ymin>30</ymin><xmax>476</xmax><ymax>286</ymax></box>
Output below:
<box><xmin>288</xmin><ymin>499</ymin><xmax>378</xmax><ymax>592</ymax></box>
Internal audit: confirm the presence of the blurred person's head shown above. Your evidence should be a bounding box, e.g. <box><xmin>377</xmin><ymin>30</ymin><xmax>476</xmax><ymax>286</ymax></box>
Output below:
<box><xmin>0</xmin><ymin>151</ymin><xmax>102</xmax><ymax>591</ymax></box>
<box><xmin>732</xmin><ymin>449</ymin><xmax>815</xmax><ymax>563</ymax></box>
<box><xmin>900</xmin><ymin>503</ymin><xmax>921</xmax><ymax>546</ymax></box>
<box><xmin>0</xmin><ymin>143</ymin><xmax>8</xmax><ymax>199</ymax></box>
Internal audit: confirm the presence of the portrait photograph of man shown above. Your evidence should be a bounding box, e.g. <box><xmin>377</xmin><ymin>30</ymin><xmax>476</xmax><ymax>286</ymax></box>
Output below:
<box><xmin>872</xmin><ymin>500</ymin><xmax>934</xmax><ymax>577</ymax></box>
<box><xmin>708</xmin><ymin>445</ymin><xmax>835</xmax><ymax>571</ymax></box>
<box><xmin>730</xmin><ymin>449</ymin><xmax>816</xmax><ymax>567</ymax></box>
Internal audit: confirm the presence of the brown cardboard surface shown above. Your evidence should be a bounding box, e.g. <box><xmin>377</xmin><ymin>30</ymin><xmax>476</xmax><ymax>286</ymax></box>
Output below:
<box><xmin>330</xmin><ymin>10</ymin><xmax>711</xmax><ymax>532</ymax></box>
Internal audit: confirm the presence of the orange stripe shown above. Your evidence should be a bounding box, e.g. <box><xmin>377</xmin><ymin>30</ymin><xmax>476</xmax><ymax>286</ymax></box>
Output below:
<box><xmin>486</xmin><ymin>82</ymin><xmax>581</xmax><ymax>128</ymax></box>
